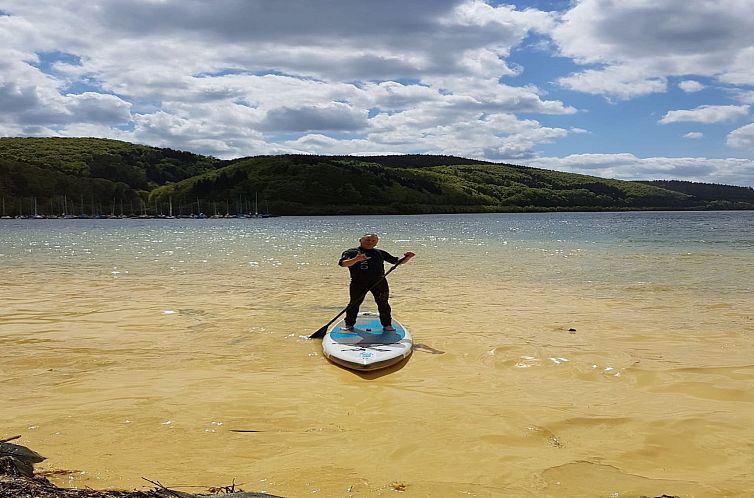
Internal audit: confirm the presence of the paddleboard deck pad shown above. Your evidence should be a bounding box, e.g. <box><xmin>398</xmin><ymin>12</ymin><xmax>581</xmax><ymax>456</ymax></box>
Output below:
<box><xmin>322</xmin><ymin>311</ymin><xmax>412</xmax><ymax>371</ymax></box>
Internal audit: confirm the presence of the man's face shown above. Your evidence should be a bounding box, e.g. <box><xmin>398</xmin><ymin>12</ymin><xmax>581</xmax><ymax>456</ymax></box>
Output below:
<box><xmin>359</xmin><ymin>235</ymin><xmax>379</xmax><ymax>249</ymax></box>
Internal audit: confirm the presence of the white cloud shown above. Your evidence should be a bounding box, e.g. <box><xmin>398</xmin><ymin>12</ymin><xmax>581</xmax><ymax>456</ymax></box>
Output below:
<box><xmin>67</xmin><ymin>92</ymin><xmax>131</xmax><ymax>125</ymax></box>
<box><xmin>678</xmin><ymin>80</ymin><xmax>705</xmax><ymax>93</ymax></box>
<box><xmin>684</xmin><ymin>132</ymin><xmax>704</xmax><ymax>139</ymax></box>
<box><xmin>449</xmin><ymin>0</ymin><xmax>555</xmax><ymax>33</ymax></box>
<box><xmin>57</xmin><ymin>123</ymin><xmax>132</xmax><ymax>141</ymax></box>
<box><xmin>526</xmin><ymin>154</ymin><xmax>754</xmax><ymax>187</ymax></box>
<box><xmin>659</xmin><ymin>105</ymin><xmax>750</xmax><ymax>125</ymax></box>
<box><xmin>0</xmin><ymin>0</ymin><xmax>575</xmax><ymax>160</ymax></box>
<box><xmin>557</xmin><ymin>65</ymin><xmax>666</xmax><ymax>100</ymax></box>
<box><xmin>364</xmin><ymin>81</ymin><xmax>442</xmax><ymax>111</ymax></box>
<box><xmin>727</xmin><ymin>123</ymin><xmax>754</xmax><ymax>149</ymax></box>
<box><xmin>732</xmin><ymin>90</ymin><xmax>754</xmax><ymax>105</ymax></box>
<box><xmin>550</xmin><ymin>0</ymin><xmax>754</xmax><ymax>97</ymax></box>
<box><xmin>720</xmin><ymin>46</ymin><xmax>754</xmax><ymax>86</ymax></box>
<box><xmin>261</xmin><ymin>103</ymin><xmax>368</xmax><ymax>133</ymax></box>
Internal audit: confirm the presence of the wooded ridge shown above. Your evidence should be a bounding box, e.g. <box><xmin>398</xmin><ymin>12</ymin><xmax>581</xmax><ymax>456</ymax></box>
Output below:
<box><xmin>1</xmin><ymin>137</ymin><xmax>752</xmax><ymax>217</ymax></box>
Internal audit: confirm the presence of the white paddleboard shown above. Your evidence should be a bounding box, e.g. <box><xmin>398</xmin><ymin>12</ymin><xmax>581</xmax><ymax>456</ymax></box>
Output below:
<box><xmin>322</xmin><ymin>311</ymin><xmax>412</xmax><ymax>371</ymax></box>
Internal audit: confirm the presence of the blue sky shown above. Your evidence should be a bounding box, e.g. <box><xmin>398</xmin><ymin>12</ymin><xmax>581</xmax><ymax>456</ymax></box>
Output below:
<box><xmin>1</xmin><ymin>0</ymin><xmax>753</xmax><ymax>186</ymax></box>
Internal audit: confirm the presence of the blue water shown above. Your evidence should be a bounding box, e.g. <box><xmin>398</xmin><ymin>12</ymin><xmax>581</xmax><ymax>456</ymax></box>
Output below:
<box><xmin>1</xmin><ymin>211</ymin><xmax>752</xmax><ymax>290</ymax></box>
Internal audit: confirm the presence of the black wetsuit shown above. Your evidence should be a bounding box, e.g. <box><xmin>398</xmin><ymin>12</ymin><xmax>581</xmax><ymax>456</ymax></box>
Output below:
<box><xmin>339</xmin><ymin>247</ymin><xmax>399</xmax><ymax>327</ymax></box>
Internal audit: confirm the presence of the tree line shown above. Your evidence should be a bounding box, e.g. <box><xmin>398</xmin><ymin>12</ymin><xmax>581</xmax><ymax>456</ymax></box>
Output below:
<box><xmin>1</xmin><ymin>137</ymin><xmax>753</xmax><ymax>217</ymax></box>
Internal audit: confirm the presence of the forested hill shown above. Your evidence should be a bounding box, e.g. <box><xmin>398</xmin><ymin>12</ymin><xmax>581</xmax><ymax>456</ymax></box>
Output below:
<box><xmin>0</xmin><ymin>137</ymin><xmax>219</xmax><ymax>187</ymax></box>
<box><xmin>637</xmin><ymin>180</ymin><xmax>754</xmax><ymax>210</ymax></box>
<box><xmin>0</xmin><ymin>137</ymin><xmax>219</xmax><ymax>216</ymax></box>
<box><xmin>148</xmin><ymin>155</ymin><xmax>744</xmax><ymax>215</ymax></box>
<box><xmin>1</xmin><ymin>137</ymin><xmax>752</xmax><ymax>217</ymax></box>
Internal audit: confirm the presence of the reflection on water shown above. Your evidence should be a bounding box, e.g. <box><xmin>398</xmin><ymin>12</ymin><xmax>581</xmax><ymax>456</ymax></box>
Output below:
<box><xmin>1</xmin><ymin>212</ymin><xmax>753</xmax><ymax>497</ymax></box>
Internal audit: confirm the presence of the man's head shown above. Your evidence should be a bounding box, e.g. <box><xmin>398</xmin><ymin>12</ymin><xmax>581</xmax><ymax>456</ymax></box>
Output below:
<box><xmin>359</xmin><ymin>233</ymin><xmax>379</xmax><ymax>249</ymax></box>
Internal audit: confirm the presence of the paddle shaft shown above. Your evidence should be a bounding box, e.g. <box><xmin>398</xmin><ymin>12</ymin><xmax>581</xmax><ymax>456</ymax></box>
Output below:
<box><xmin>309</xmin><ymin>256</ymin><xmax>406</xmax><ymax>339</ymax></box>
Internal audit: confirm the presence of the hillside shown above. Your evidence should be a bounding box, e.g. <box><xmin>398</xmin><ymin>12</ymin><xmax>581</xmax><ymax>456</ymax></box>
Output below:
<box><xmin>1</xmin><ymin>137</ymin><xmax>752</xmax><ymax>216</ymax></box>
<box><xmin>149</xmin><ymin>154</ymin><xmax>693</xmax><ymax>215</ymax></box>
<box><xmin>637</xmin><ymin>180</ymin><xmax>754</xmax><ymax>210</ymax></box>
<box><xmin>0</xmin><ymin>137</ymin><xmax>219</xmax><ymax>216</ymax></box>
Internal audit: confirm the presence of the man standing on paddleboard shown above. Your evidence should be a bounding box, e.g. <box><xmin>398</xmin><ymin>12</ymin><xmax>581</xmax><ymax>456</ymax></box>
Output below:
<box><xmin>339</xmin><ymin>233</ymin><xmax>415</xmax><ymax>332</ymax></box>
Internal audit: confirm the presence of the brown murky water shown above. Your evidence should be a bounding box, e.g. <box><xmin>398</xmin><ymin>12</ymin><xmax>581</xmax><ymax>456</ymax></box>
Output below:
<box><xmin>1</xmin><ymin>213</ymin><xmax>753</xmax><ymax>497</ymax></box>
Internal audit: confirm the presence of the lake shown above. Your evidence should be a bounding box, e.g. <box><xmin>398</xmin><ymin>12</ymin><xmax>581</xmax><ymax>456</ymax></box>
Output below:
<box><xmin>1</xmin><ymin>212</ymin><xmax>753</xmax><ymax>497</ymax></box>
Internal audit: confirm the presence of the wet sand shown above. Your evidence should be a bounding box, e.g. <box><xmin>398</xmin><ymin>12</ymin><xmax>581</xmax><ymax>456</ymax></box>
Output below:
<box><xmin>2</xmin><ymin>215</ymin><xmax>753</xmax><ymax>497</ymax></box>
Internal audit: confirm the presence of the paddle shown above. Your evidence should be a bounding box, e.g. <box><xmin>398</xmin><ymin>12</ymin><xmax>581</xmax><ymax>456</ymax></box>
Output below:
<box><xmin>309</xmin><ymin>256</ymin><xmax>408</xmax><ymax>339</ymax></box>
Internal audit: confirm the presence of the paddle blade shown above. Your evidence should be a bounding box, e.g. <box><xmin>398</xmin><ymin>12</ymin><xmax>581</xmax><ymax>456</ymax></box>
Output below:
<box><xmin>309</xmin><ymin>325</ymin><xmax>328</xmax><ymax>339</ymax></box>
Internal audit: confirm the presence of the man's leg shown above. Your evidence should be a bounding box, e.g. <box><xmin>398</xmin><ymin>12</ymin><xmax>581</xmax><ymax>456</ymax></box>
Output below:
<box><xmin>345</xmin><ymin>280</ymin><xmax>369</xmax><ymax>326</ymax></box>
<box><xmin>371</xmin><ymin>279</ymin><xmax>392</xmax><ymax>326</ymax></box>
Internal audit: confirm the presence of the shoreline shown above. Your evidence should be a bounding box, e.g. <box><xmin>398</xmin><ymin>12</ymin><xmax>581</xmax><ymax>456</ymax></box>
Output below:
<box><xmin>0</xmin><ymin>439</ymin><xmax>281</xmax><ymax>498</ymax></box>
<box><xmin>2</xmin><ymin>207</ymin><xmax>754</xmax><ymax>221</ymax></box>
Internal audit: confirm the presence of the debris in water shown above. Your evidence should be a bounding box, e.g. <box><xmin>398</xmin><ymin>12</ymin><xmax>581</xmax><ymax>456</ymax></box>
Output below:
<box><xmin>390</xmin><ymin>481</ymin><xmax>407</xmax><ymax>492</ymax></box>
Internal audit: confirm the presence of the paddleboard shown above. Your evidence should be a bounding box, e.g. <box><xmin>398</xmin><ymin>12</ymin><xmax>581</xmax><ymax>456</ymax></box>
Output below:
<box><xmin>322</xmin><ymin>311</ymin><xmax>412</xmax><ymax>371</ymax></box>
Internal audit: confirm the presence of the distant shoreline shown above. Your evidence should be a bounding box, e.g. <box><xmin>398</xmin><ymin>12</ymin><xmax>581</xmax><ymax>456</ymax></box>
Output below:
<box><xmin>0</xmin><ymin>214</ymin><xmax>280</xmax><ymax>220</ymax></box>
<box><xmin>2</xmin><ymin>207</ymin><xmax>754</xmax><ymax>220</ymax></box>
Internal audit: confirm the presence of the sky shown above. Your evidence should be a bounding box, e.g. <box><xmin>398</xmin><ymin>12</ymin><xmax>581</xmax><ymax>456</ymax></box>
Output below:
<box><xmin>1</xmin><ymin>0</ymin><xmax>754</xmax><ymax>187</ymax></box>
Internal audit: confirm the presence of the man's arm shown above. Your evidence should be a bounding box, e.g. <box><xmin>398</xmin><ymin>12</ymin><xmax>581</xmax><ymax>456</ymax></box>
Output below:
<box><xmin>380</xmin><ymin>249</ymin><xmax>415</xmax><ymax>265</ymax></box>
<box><xmin>339</xmin><ymin>249</ymin><xmax>369</xmax><ymax>267</ymax></box>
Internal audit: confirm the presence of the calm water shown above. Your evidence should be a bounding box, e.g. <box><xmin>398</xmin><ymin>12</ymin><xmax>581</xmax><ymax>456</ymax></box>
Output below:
<box><xmin>1</xmin><ymin>212</ymin><xmax>753</xmax><ymax>497</ymax></box>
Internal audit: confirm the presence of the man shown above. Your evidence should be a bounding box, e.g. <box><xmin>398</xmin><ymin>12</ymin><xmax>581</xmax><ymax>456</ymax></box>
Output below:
<box><xmin>339</xmin><ymin>233</ymin><xmax>415</xmax><ymax>332</ymax></box>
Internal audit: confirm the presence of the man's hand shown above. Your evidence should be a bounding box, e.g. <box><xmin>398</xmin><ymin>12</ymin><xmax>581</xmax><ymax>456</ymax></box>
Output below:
<box><xmin>353</xmin><ymin>252</ymin><xmax>370</xmax><ymax>262</ymax></box>
<box><xmin>342</xmin><ymin>252</ymin><xmax>369</xmax><ymax>267</ymax></box>
<box><xmin>400</xmin><ymin>251</ymin><xmax>416</xmax><ymax>263</ymax></box>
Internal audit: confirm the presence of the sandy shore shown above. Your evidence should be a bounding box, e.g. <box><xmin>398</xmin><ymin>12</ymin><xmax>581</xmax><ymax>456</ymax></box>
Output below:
<box><xmin>0</xmin><ymin>438</ymin><xmax>281</xmax><ymax>498</ymax></box>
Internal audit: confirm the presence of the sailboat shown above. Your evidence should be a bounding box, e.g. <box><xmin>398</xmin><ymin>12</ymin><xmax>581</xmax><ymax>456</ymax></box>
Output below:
<box><xmin>249</xmin><ymin>192</ymin><xmax>268</xmax><ymax>218</ymax></box>
<box><xmin>166</xmin><ymin>197</ymin><xmax>175</xmax><ymax>218</ymax></box>
<box><xmin>196</xmin><ymin>197</ymin><xmax>206</xmax><ymax>219</ymax></box>
<box><xmin>32</xmin><ymin>197</ymin><xmax>45</xmax><ymax>219</ymax></box>
<box><xmin>62</xmin><ymin>194</ymin><xmax>75</xmax><ymax>219</ymax></box>
<box><xmin>1</xmin><ymin>197</ymin><xmax>10</xmax><ymax>219</ymax></box>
